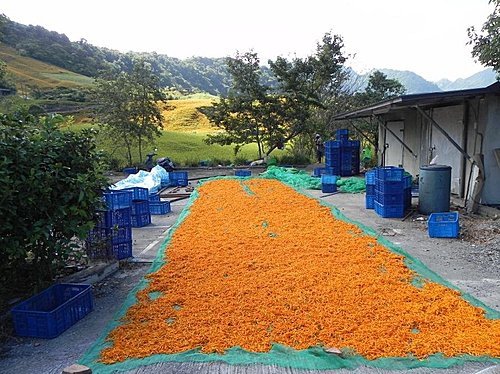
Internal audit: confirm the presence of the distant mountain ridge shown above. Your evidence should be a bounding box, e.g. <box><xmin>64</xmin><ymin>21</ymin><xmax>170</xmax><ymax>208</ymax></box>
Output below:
<box><xmin>351</xmin><ymin>68</ymin><xmax>497</xmax><ymax>95</ymax></box>
<box><xmin>0</xmin><ymin>14</ymin><xmax>497</xmax><ymax>96</ymax></box>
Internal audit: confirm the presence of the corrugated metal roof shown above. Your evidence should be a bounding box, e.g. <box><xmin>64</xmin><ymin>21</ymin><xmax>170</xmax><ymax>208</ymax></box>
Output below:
<box><xmin>334</xmin><ymin>82</ymin><xmax>500</xmax><ymax>120</ymax></box>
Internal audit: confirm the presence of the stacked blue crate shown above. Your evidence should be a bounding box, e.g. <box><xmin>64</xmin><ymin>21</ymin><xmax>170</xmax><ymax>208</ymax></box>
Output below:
<box><xmin>324</xmin><ymin>129</ymin><xmax>360</xmax><ymax>177</ymax></box>
<box><xmin>321</xmin><ymin>174</ymin><xmax>337</xmax><ymax>193</ymax></box>
<box><xmin>122</xmin><ymin>187</ymin><xmax>151</xmax><ymax>227</ymax></box>
<box><xmin>365</xmin><ymin>169</ymin><xmax>376</xmax><ymax>209</ymax></box>
<box><xmin>88</xmin><ymin>190</ymin><xmax>133</xmax><ymax>260</ymax></box>
<box><xmin>374</xmin><ymin>167</ymin><xmax>406</xmax><ymax>218</ymax></box>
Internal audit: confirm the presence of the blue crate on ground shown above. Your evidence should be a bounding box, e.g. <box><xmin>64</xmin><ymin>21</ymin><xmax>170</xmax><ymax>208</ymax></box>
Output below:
<box><xmin>375</xmin><ymin>190</ymin><xmax>404</xmax><ymax>205</ymax></box>
<box><xmin>102</xmin><ymin>190</ymin><xmax>133</xmax><ymax>210</ymax></box>
<box><xmin>375</xmin><ymin>178</ymin><xmax>405</xmax><ymax>194</ymax></box>
<box><xmin>131</xmin><ymin>200</ymin><xmax>150</xmax><ymax>216</ymax></box>
<box><xmin>235</xmin><ymin>169</ymin><xmax>251</xmax><ymax>177</ymax></box>
<box><xmin>321</xmin><ymin>183</ymin><xmax>337</xmax><ymax>193</ymax></box>
<box><xmin>111</xmin><ymin>240</ymin><xmax>133</xmax><ymax>259</ymax></box>
<box><xmin>376</xmin><ymin>166</ymin><xmax>404</xmax><ymax>181</ymax></box>
<box><xmin>312</xmin><ymin>167</ymin><xmax>326</xmax><ymax>177</ymax></box>
<box><xmin>131</xmin><ymin>213</ymin><xmax>151</xmax><ymax>228</ymax></box>
<box><xmin>321</xmin><ymin>174</ymin><xmax>338</xmax><ymax>185</ymax></box>
<box><xmin>169</xmin><ymin>171</ymin><xmax>189</xmax><ymax>186</ymax></box>
<box><xmin>148</xmin><ymin>193</ymin><xmax>161</xmax><ymax>202</ymax></box>
<box><xmin>11</xmin><ymin>284</ymin><xmax>93</xmax><ymax>339</ymax></box>
<box><xmin>366</xmin><ymin>185</ymin><xmax>375</xmax><ymax>195</ymax></box>
<box><xmin>374</xmin><ymin>201</ymin><xmax>405</xmax><ymax>218</ymax></box>
<box><xmin>365</xmin><ymin>170</ymin><xmax>376</xmax><ymax>185</ymax></box>
<box><xmin>365</xmin><ymin>195</ymin><xmax>375</xmax><ymax>209</ymax></box>
<box><xmin>150</xmin><ymin>201</ymin><xmax>171</xmax><ymax>215</ymax></box>
<box><xmin>96</xmin><ymin>207</ymin><xmax>131</xmax><ymax>228</ymax></box>
<box><xmin>428</xmin><ymin>212</ymin><xmax>459</xmax><ymax>238</ymax></box>
<box><xmin>120</xmin><ymin>187</ymin><xmax>149</xmax><ymax>201</ymax></box>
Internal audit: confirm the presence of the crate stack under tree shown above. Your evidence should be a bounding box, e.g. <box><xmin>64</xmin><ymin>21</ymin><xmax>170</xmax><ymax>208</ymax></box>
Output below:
<box><xmin>324</xmin><ymin>129</ymin><xmax>360</xmax><ymax>177</ymax></box>
<box><xmin>86</xmin><ymin>189</ymin><xmax>134</xmax><ymax>260</ymax></box>
<box><xmin>372</xmin><ymin>167</ymin><xmax>413</xmax><ymax>218</ymax></box>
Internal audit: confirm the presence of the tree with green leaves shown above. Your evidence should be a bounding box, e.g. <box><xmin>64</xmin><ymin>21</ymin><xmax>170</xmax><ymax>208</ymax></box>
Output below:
<box><xmin>468</xmin><ymin>0</ymin><xmax>500</xmax><ymax>75</ymax></box>
<box><xmin>0</xmin><ymin>113</ymin><xmax>108</xmax><ymax>306</ymax></box>
<box><xmin>0</xmin><ymin>59</ymin><xmax>15</xmax><ymax>92</ymax></box>
<box><xmin>92</xmin><ymin>59</ymin><xmax>166</xmax><ymax>165</ymax></box>
<box><xmin>200</xmin><ymin>32</ymin><xmax>350</xmax><ymax>160</ymax></box>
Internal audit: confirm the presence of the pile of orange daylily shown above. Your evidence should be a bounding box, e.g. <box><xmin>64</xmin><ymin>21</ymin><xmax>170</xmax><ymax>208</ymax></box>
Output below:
<box><xmin>100</xmin><ymin>178</ymin><xmax>500</xmax><ymax>364</ymax></box>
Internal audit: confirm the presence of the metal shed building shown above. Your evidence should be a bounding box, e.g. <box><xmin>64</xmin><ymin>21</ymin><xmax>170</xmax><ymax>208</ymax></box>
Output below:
<box><xmin>334</xmin><ymin>82</ymin><xmax>500</xmax><ymax>211</ymax></box>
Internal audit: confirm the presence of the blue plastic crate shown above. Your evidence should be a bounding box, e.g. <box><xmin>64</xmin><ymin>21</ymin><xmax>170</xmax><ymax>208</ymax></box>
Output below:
<box><xmin>335</xmin><ymin>129</ymin><xmax>349</xmax><ymax>140</ymax></box>
<box><xmin>111</xmin><ymin>240</ymin><xmax>133</xmax><ymax>260</ymax></box>
<box><xmin>131</xmin><ymin>213</ymin><xmax>151</xmax><ymax>228</ymax></box>
<box><xmin>321</xmin><ymin>183</ymin><xmax>337</xmax><ymax>193</ymax></box>
<box><xmin>404</xmin><ymin>174</ymin><xmax>412</xmax><ymax>189</ymax></box>
<box><xmin>96</xmin><ymin>207</ymin><xmax>132</xmax><ymax>228</ymax></box>
<box><xmin>131</xmin><ymin>200</ymin><xmax>150</xmax><ymax>216</ymax></box>
<box><xmin>148</xmin><ymin>193</ymin><xmax>161</xmax><ymax>202</ymax></box>
<box><xmin>87</xmin><ymin>226</ymin><xmax>132</xmax><ymax>245</ymax></box>
<box><xmin>366</xmin><ymin>185</ymin><xmax>375</xmax><ymax>195</ymax></box>
<box><xmin>375</xmin><ymin>178</ymin><xmax>405</xmax><ymax>194</ymax></box>
<box><xmin>312</xmin><ymin>167</ymin><xmax>326</xmax><ymax>177</ymax></box>
<box><xmin>342</xmin><ymin>140</ymin><xmax>360</xmax><ymax>148</ymax></box>
<box><xmin>365</xmin><ymin>170</ymin><xmax>376</xmax><ymax>185</ymax></box>
<box><xmin>321</xmin><ymin>174</ymin><xmax>338</xmax><ymax>185</ymax></box>
<box><xmin>150</xmin><ymin>201</ymin><xmax>171</xmax><ymax>215</ymax></box>
<box><xmin>376</xmin><ymin>166</ymin><xmax>405</xmax><ymax>182</ymax></box>
<box><xmin>428</xmin><ymin>212</ymin><xmax>459</xmax><ymax>238</ymax></box>
<box><xmin>169</xmin><ymin>171</ymin><xmax>189</xmax><ymax>186</ymax></box>
<box><xmin>120</xmin><ymin>187</ymin><xmax>149</xmax><ymax>201</ymax></box>
<box><xmin>235</xmin><ymin>169</ymin><xmax>251</xmax><ymax>177</ymax></box>
<box><xmin>325</xmin><ymin>140</ymin><xmax>342</xmax><ymax>149</ymax></box>
<box><xmin>324</xmin><ymin>166</ymin><xmax>339</xmax><ymax>175</ymax></box>
<box><xmin>374</xmin><ymin>201</ymin><xmax>405</xmax><ymax>218</ymax></box>
<box><xmin>102</xmin><ymin>190</ymin><xmax>133</xmax><ymax>210</ymax></box>
<box><xmin>375</xmin><ymin>190</ymin><xmax>404</xmax><ymax>205</ymax></box>
<box><xmin>11</xmin><ymin>284</ymin><xmax>93</xmax><ymax>339</ymax></box>
<box><xmin>365</xmin><ymin>195</ymin><xmax>375</xmax><ymax>209</ymax></box>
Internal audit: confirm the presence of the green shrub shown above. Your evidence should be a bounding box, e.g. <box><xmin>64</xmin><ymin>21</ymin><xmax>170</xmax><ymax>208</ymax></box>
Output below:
<box><xmin>0</xmin><ymin>113</ymin><xmax>109</xmax><ymax>311</ymax></box>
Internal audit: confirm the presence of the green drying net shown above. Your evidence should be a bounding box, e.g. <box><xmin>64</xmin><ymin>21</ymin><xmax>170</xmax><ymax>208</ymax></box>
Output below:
<box><xmin>259</xmin><ymin>166</ymin><xmax>321</xmax><ymax>190</ymax></box>
<box><xmin>337</xmin><ymin>177</ymin><xmax>366</xmax><ymax>193</ymax></box>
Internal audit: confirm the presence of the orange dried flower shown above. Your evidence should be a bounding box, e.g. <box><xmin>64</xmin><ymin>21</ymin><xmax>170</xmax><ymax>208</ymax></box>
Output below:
<box><xmin>100</xmin><ymin>179</ymin><xmax>500</xmax><ymax>364</ymax></box>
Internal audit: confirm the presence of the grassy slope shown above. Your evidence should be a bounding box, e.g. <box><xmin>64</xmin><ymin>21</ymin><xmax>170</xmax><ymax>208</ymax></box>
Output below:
<box><xmin>161</xmin><ymin>95</ymin><xmax>217</xmax><ymax>133</ymax></box>
<box><xmin>0</xmin><ymin>43</ymin><xmax>94</xmax><ymax>90</ymax></box>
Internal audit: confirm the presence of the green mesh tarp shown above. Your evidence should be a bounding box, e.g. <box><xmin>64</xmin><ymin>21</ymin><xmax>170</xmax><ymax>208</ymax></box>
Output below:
<box><xmin>336</xmin><ymin>177</ymin><xmax>366</xmax><ymax>193</ymax></box>
<box><xmin>259</xmin><ymin>166</ymin><xmax>321</xmax><ymax>190</ymax></box>
<box><xmin>79</xmin><ymin>176</ymin><xmax>499</xmax><ymax>373</ymax></box>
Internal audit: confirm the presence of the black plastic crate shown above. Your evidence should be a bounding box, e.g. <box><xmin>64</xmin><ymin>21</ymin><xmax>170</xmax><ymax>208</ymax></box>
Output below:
<box><xmin>11</xmin><ymin>284</ymin><xmax>93</xmax><ymax>339</ymax></box>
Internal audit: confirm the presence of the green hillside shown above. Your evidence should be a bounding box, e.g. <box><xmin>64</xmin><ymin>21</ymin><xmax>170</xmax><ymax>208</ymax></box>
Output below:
<box><xmin>0</xmin><ymin>43</ymin><xmax>93</xmax><ymax>91</ymax></box>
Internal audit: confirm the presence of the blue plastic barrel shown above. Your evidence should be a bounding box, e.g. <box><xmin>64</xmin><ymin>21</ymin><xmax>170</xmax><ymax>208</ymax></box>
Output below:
<box><xmin>418</xmin><ymin>165</ymin><xmax>451</xmax><ymax>215</ymax></box>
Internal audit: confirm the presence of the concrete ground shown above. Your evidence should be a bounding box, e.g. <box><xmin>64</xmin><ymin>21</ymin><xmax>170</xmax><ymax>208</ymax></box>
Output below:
<box><xmin>0</xmin><ymin>167</ymin><xmax>498</xmax><ymax>374</ymax></box>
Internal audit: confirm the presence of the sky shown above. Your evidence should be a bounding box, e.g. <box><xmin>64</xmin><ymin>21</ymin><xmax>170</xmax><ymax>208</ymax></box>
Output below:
<box><xmin>1</xmin><ymin>0</ymin><xmax>494</xmax><ymax>82</ymax></box>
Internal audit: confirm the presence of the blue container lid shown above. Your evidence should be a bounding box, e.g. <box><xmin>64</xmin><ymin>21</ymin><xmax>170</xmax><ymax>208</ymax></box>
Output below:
<box><xmin>420</xmin><ymin>164</ymin><xmax>451</xmax><ymax>171</ymax></box>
